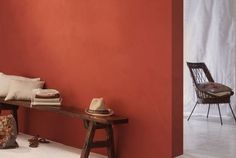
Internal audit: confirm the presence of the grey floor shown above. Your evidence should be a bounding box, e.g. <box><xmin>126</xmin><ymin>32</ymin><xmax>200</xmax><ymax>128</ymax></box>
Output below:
<box><xmin>178</xmin><ymin>116</ymin><xmax>236</xmax><ymax>158</ymax></box>
<box><xmin>0</xmin><ymin>133</ymin><xmax>106</xmax><ymax>158</ymax></box>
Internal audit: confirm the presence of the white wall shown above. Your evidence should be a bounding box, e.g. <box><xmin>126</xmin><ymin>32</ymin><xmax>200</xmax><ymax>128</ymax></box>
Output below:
<box><xmin>184</xmin><ymin>0</ymin><xmax>236</xmax><ymax>118</ymax></box>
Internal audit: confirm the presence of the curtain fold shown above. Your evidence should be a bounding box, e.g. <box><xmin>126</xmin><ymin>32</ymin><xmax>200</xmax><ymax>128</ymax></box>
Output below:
<box><xmin>184</xmin><ymin>0</ymin><xmax>236</xmax><ymax>118</ymax></box>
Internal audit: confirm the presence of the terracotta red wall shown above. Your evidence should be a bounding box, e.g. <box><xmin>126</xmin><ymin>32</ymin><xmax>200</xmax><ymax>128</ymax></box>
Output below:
<box><xmin>0</xmin><ymin>0</ymin><xmax>183</xmax><ymax>158</ymax></box>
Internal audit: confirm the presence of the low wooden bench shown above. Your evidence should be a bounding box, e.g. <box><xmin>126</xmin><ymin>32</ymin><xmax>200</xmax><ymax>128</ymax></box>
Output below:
<box><xmin>0</xmin><ymin>98</ymin><xmax>128</xmax><ymax>158</ymax></box>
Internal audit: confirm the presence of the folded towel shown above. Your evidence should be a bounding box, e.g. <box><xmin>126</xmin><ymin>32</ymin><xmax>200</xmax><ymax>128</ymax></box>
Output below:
<box><xmin>32</xmin><ymin>89</ymin><xmax>60</xmax><ymax>99</ymax></box>
<box><xmin>33</xmin><ymin>98</ymin><xmax>61</xmax><ymax>103</ymax></box>
<box><xmin>31</xmin><ymin>102</ymin><xmax>61</xmax><ymax>106</ymax></box>
<box><xmin>35</xmin><ymin>93</ymin><xmax>60</xmax><ymax>99</ymax></box>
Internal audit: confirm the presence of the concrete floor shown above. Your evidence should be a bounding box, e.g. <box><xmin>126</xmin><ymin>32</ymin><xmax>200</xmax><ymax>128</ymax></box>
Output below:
<box><xmin>178</xmin><ymin>116</ymin><xmax>236</xmax><ymax>158</ymax></box>
<box><xmin>0</xmin><ymin>133</ymin><xmax>106</xmax><ymax>158</ymax></box>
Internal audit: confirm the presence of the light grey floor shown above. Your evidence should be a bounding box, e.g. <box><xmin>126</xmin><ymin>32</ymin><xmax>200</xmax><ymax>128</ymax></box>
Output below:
<box><xmin>0</xmin><ymin>133</ymin><xmax>106</xmax><ymax>158</ymax></box>
<box><xmin>178</xmin><ymin>116</ymin><xmax>236</xmax><ymax>158</ymax></box>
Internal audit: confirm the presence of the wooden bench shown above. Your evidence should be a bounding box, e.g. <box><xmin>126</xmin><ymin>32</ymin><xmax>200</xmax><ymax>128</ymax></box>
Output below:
<box><xmin>0</xmin><ymin>97</ymin><xmax>128</xmax><ymax>158</ymax></box>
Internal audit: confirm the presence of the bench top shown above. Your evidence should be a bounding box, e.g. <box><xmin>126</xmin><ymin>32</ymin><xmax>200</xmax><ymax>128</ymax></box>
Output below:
<box><xmin>0</xmin><ymin>98</ymin><xmax>128</xmax><ymax>125</ymax></box>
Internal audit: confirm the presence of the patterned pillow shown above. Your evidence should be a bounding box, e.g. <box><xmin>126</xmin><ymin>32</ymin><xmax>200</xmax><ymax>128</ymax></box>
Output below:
<box><xmin>198</xmin><ymin>82</ymin><xmax>232</xmax><ymax>93</ymax></box>
<box><xmin>0</xmin><ymin>114</ymin><xmax>18</xmax><ymax>149</ymax></box>
<box><xmin>198</xmin><ymin>82</ymin><xmax>233</xmax><ymax>97</ymax></box>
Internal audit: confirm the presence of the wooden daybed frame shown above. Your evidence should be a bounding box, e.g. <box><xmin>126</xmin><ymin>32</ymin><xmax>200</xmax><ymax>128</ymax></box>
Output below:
<box><xmin>0</xmin><ymin>97</ymin><xmax>128</xmax><ymax>158</ymax></box>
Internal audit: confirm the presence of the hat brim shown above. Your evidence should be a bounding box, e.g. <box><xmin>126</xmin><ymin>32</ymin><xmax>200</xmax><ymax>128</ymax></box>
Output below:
<box><xmin>85</xmin><ymin>109</ymin><xmax>114</xmax><ymax>116</ymax></box>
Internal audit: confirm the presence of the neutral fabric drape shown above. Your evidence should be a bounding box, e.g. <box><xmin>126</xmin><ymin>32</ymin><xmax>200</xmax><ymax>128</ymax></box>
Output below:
<box><xmin>184</xmin><ymin>0</ymin><xmax>236</xmax><ymax>118</ymax></box>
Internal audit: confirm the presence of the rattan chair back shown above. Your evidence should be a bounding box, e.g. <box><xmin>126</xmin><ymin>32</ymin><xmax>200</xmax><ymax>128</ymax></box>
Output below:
<box><xmin>187</xmin><ymin>62</ymin><xmax>214</xmax><ymax>84</ymax></box>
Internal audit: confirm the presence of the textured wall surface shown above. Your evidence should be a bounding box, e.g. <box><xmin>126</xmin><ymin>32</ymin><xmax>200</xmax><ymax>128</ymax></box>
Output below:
<box><xmin>0</xmin><ymin>0</ymin><xmax>183</xmax><ymax>157</ymax></box>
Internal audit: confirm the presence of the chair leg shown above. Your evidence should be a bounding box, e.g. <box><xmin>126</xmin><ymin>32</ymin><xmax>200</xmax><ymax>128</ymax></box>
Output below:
<box><xmin>187</xmin><ymin>102</ymin><xmax>198</xmax><ymax>121</ymax></box>
<box><xmin>228</xmin><ymin>103</ymin><xmax>236</xmax><ymax>123</ymax></box>
<box><xmin>217</xmin><ymin>104</ymin><xmax>223</xmax><ymax>125</ymax></box>
<box><xmin>207</xmin><ymin>104</ymin><xmax>211</xmax><ymax>118</ymax></box>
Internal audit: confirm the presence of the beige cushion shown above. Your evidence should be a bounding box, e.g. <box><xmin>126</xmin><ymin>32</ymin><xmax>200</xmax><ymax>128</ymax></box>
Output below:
<box><xmin>0</xmin><ymin>74</ymin><xmax>40</xmax><ymax>97</ymax></box>
<box><xmin>208</xmin><ymin>91</ymin><xmax>232</xmax><ymax>97</ymax></box>
<box><xmin>5</xmin><ymin>80</ymin><xmax>44</xmax><ymax>101</ymax></box>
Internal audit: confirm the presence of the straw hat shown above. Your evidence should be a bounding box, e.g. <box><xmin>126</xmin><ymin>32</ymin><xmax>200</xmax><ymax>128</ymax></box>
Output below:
<box><xmin>85</xmin><ymin>98</ymin><xmax>113</xmax><ymax>116</ymax></box>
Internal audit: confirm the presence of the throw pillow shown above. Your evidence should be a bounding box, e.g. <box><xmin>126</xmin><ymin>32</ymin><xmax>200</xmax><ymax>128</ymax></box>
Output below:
<box><xmin>0</xmin><ymin>74</ymin><xmax>40</xmax><ymax>97</ymax></box>
<box><xmin>198</xmin><ymin>82</ymin><xmax>233</xmax><ymax>97</ymax></box>
<box><xmin>5</xmin><ymin>79</ymin><xmax>45</xmax><ymax>101</ymax></box>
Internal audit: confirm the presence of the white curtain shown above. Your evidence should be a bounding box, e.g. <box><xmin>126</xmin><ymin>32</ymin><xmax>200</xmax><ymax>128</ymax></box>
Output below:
<box><xmin>184</xmin><ymin>0</ymin><xmax>236</xmax><ymax>118</ymax></box>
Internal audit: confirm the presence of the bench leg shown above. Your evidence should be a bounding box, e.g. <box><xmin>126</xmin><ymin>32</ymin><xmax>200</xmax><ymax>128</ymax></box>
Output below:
<box><xmin>12</xmin><ymin>107</ymin><xmax>19</xmax><ymax>133</ymax></box>
<box><xmin>81</xmin><ymin>122</ymin><xmax>96</xmax><ymax>158</ymax></box>
<box><xmin>106</xmin><ymin>124</ymin><xmax>115</xmax><ymax>158</ymax></box>
<box><xmin>81</xmin><ymin>122</ymin><xmax>116</xmax><ymax>158</ymax></box>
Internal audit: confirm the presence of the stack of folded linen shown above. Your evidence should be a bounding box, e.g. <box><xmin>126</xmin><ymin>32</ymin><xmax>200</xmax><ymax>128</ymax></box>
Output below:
<box><xmin>31</xmin><ymin>89</ymin><xmax>62</xmax><ymax>106</ymax></box>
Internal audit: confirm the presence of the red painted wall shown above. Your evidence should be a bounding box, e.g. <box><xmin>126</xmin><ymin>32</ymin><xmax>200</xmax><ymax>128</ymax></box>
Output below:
<box><xmin>0</xmin><ymin>0</ymin><xmax>183</xmax><ymax>158</ymax></box>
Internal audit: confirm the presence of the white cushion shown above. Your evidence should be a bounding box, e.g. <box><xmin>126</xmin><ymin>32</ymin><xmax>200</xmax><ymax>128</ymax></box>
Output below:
<box><xmin>0</xmin><ymin>74</ymin><xmax>40</xmax><ymax>97</ymax></box>
<box><xmin>5</xmin><ymin>79</ymin><xmax>44</xmax><ymax>101</ymax></box>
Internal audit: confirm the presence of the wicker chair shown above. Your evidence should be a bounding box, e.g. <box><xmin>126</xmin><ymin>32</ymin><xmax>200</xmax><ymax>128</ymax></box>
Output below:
<box><xmin>187</xmin><ymin>62</ymin><xmax>236</xmax><ymax>125</ymax></box>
